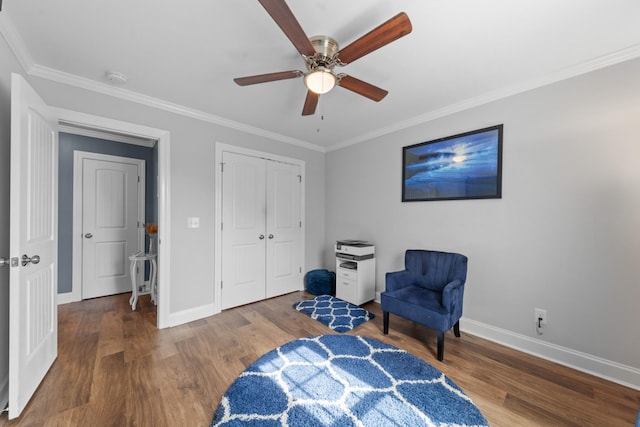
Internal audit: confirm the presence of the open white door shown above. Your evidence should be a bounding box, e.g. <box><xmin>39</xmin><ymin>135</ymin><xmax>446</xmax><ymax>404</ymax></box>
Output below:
<box><xmin>8</xmin><ymin>73</ymin><xmax>58</xmax><ymax>419</ymax></box>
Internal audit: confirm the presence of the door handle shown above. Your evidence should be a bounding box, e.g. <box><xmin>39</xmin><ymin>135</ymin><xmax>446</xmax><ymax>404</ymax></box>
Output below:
<box><xmin>0</xmin><ymin>257</ymin><xmax>9</xmax><ymax>267</ymax></box>
<box><xmin>259</xmin><ymin>234</ymin><xmax>265</xmax><ymax>240</ymax></box>
<box><xmin>22</xmin><ymin>254</ymin><xmax>41</xmax><ymax>267</ymax></box>
<box><xmin>85</xmin><ymin>233</ymin><xmax>93</xmax><ymax>238</ymax></box>
<box><xmin>268</xmin><ymin>234</ymin><xmax>274</xmax><ymax>239</ymax></box>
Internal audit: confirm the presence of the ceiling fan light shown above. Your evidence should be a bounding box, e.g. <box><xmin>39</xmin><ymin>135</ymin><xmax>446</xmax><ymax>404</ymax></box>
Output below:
<box><xmin>304</xmin><ymin>68</ymin><xmax>336</xmax><ymax>94</ymax></box>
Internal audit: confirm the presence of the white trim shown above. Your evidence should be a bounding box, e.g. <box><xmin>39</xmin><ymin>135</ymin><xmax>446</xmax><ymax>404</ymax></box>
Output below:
<box><xmin>53</xmin><ymin>108</ymin><xmax>171</xmax><ymax>329</ymax></box>
<box><xmin>58</xmin><ymin>123</ymin><xmax>156</xmax><ymax>147</ymax></box>
<box><xmin>214</xmin><ymin>143</ymin><xmax>306</xmax><ymax>315</ymax></box>
<box><xmin>156</xmin><ymin>127</ymin><xmax>171</xmax><ymax>329</ymax></box>
<box><xmin>0</xmin><ymin>12</ymin><xmax>34</xmax><ymax>73</ymax></box>
<box><xmin>168</xmin><ymin>303</ymin><xmax>215</xmax><ymax>328</ymax></box>
<box><xmin>461</xmin><ymin>317</ymin><xmax>640</xmax><ymax>391</ymax></box>
<box><xmin>72</xmin><ymin>152</ymin><xmax>145</xmax><ymax>302</ymax></box>
<box><xmin>3</xmin><ymin>11</ymin><xmax>638</xmax><ymax>154</ymax></box>
<box><xmin>56</xmin><ymin>292</ymin><xmax>77</xmax><ymax>305</ymax></box>
<box><xmin>29</xmin><ymin>64</ymin><xmax>324</xmax><ymax>153</ymax></box>
<box><xmin>2</xmin><ymin>9</ymin><xmax>639</xmax><ymax>153</ymax></box>
<box><xmin>327</xmin><ymin>44</ymin><xmax>640</xmax><ymax>152</ymax></box>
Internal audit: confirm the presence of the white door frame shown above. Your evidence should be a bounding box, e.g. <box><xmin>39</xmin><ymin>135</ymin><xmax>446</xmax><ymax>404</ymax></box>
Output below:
<box><xmin>54</xmin><ymin>108</ymin><xmax>171</xmax><ymax>329</ymax></box>
<box><xmin>72</xmin><ymin>152</ymin><xmax>146</xmax><ymax>300</ymax></box>
<box><xmin>214</xmin><ymin>142</ymin><xmax>305</xmax><ymax>314</ymax></box>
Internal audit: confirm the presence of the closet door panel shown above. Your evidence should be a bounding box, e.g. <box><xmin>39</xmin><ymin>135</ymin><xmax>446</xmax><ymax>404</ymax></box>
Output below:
<box><xmin>221</xmin><ymin>152</ymin><xmax>266</xmax><ymax>309</ymax></box>
<box><xmin>266</xmin><ymin>161</ymin><xmax>302</xmax><ymax>298</ymax></box>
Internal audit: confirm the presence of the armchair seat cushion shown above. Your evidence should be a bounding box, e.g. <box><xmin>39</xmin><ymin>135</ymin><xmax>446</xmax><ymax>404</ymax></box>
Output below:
<box><xmin>382</xmin><ymin>287</ymin><xmax>448</xmax><ymax>332</ymax></box>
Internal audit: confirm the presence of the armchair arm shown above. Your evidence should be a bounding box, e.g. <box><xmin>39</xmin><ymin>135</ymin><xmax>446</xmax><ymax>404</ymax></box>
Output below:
<box><xmin>385</xmin><ymin>270</ymin><xmax>413</xmax><ymax>292</ymax></box>
<box><xmin>442</xmin><ymin>279</ymin><xmax>464</xmax><ymax>315</ymax></box>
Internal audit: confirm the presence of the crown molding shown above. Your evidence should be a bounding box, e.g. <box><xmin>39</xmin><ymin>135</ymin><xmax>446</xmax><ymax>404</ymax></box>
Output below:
<box><xmin>0</xmin><ymin>12</ymin><xmax>34</xmax><ymax>72</ymax></box>
<box><xmin>28</xmin><ymin>64</ymin><xmax>325</xmax><ymax>153</ymax></box>
<box><xmin>327</xmin><ymin>44</ymin><xmax>640</xmax><ymax>152</ymax></box>
<box><xmin>0</xmin><ymin>14</ymin><xmax>324</xmax><ymax>153</ymax></box>
<box><xmin>3</xmin><ymin>11</ymin><xmax>638</xmax><ymax>154</ymax></box>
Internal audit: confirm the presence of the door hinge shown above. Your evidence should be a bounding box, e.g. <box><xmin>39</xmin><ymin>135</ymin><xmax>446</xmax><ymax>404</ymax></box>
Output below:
<box><xmin>299</xmin><ymin>221</ymin><xmax>302</xmax><ymax>228</ymax></box>
<box><xmin>220</xmin><ymin>281</ymin><xmax>223</xmax><ymax>289</ymax></box>
<box><xmin>221</xmin><ymin>222</ymin><xmax>223</xmax><ymax>230</ymax></box>
<box><xmin>221</xmin><ymin>162</ymin><xmax>225</xmax><ymax>172</ymax></box>
<box><xmin>138</xmin><ymin>175</ymin><xmax>140</xmax><ymax>182</ymax></box>
<box><xmin>299</xmin><ymin>267</ymin><xmax>302</xmax><ymax>273</ymax></box>
<box><xmin>297</xmin><ymin>175</ymin><xmax>302</xmax><ymax>183</ymax></box>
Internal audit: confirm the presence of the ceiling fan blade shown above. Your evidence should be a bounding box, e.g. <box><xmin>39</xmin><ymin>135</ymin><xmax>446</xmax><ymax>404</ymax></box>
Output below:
<box><xmin>337</xmin><ymin>12</ymin><xmax>412</xmax><ymax>65</ymax></box>
<box><xmin>338</xmin><ymin>75</ymin><xmax>388</xmax><ymax>102</ymax></box>
<box><xmin>258</xmin><ymin>0</ymin><xmax>316</xmax><ymax>57</ymax></box>
<box><xmin>234</xmin><ymin>70</ymin><xmax>301</xmax><ymax>86</ymax></box>
<box><xmin>302</xmin><ymin>91</ymin><xmax>319</xmax><ymax>116</ymax></box>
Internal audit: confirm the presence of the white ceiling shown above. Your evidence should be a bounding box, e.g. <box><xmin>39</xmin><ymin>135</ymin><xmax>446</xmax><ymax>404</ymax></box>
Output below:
<box><xmin>3</xmin><ymin>0</ymin><xmax>640</xmax><ymax>151</ymax></box>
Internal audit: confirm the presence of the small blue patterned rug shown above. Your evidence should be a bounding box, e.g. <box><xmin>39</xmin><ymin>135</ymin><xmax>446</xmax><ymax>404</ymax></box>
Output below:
<box><xmin>292</xmin><ymin>295</ymin><xmax>375</xmax><ymax>332</ymax></box>
<box><xmin>211</xmin><ymin>335</ymin><xmax>489</xmax><ymax>426</ymax></box>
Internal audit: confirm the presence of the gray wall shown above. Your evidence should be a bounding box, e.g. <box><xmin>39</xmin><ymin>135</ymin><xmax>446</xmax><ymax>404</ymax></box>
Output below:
<box><xmin>325</xmin><ymin>58</ymin><xmax>640</xmax><ymax>385</ymax></box>
<box><xmin>57</xmin><ymin>132</ymin><xmax>157</xmax><ymax>294</ymax></box>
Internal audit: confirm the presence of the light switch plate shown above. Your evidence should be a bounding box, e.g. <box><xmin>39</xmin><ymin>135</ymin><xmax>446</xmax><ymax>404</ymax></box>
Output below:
<box><xmin>187</xmin><ymin>217</ymin><xmax>200</xmax><ymax>228</ymax></box>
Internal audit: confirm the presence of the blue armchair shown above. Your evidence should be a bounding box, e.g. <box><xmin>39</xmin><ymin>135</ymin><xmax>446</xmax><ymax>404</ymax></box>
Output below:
<box><xmin>381</xmin><ymin>250</ymin><xmax>468</xmax><ymax>361</ymax></box>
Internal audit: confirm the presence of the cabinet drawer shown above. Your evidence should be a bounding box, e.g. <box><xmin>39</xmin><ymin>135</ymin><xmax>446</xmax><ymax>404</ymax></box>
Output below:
<box><xmin>337</xmin><ymin>267</ymin><xmax>358</xmax><ymax>281</ymax></box>
<box><xmin>336</xmin><ymin>277</ymin><xmax>357</xmax><ymax>304</ymax></box>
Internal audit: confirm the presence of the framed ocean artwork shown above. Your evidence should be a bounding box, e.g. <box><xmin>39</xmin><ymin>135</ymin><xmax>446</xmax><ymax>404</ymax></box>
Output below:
<box><xmin>402</xmin><ymin>125</ymin><xmax>503</xmax><ymax>202</ymax></box>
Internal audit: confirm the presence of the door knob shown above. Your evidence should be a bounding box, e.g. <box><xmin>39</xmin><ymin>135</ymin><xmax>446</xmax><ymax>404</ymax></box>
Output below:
<box><xmin>22</xmin><ymin>254</ymin><xmax>41</xmax><ymax>266</ymax></box>
<box><xmin>85</xmin><ymin>233</ymin><xmax>93</xmax><ymax>238</ymax></box>
<box><xmin>268</xmin><ymin>234</ymin><xmax>274</xmax><ymax>239</ymax></box>
<box><xmin>259</xmin><ymin>234</ymin><xmax>265</xmax><ymax>240</ymax></box>
<box><xmin>0</xmin><ymin>257</ymin><xmax>9</xmax><ymax>267</ymax></box>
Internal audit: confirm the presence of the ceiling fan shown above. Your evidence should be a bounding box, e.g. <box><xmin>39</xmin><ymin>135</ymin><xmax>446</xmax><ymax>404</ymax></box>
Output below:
<box><xmin>234</xmin><ymin>0</ymin><xmax>412</xmax><ymax>116</ymax></box>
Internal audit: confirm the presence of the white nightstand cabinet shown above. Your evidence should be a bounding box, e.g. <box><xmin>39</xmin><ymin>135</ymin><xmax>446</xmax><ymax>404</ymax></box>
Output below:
<box><xmin>334</xmin><ymin>241</ymin><xmax>376</xmax><ymax>305</ymax></box>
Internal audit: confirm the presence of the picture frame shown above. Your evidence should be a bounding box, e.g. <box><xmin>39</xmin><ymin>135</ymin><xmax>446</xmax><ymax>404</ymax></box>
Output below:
<box><xmin>402</xmin><ymin>124</ymin><xmax>503</xmax><ymax>202</ymax></box>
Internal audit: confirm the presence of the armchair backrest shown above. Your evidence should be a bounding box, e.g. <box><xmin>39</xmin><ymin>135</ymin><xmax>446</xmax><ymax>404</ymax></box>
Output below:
<box><xmin>404</xmin><ymin>250</ymin><xmax>468</xmax><ymax>292</ymax></box>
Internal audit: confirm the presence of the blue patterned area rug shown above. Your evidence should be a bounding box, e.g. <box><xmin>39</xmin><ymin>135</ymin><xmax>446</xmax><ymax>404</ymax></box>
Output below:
<box><xmin>211</xmin><ymin>335</ymin><xmax>489</xmax><ymax>427</ymax></box>
<box><xmin>292</xmin><ymin>295</ymin><xmax>375</xmax><ymax>333</ymax></box>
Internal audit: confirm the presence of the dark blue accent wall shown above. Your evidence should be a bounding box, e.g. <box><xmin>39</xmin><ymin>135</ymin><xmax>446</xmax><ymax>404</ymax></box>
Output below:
<box><xmin>58</xmin><ymin>132</ymin><xmax>157</xmax><ymax>294</ymax></box>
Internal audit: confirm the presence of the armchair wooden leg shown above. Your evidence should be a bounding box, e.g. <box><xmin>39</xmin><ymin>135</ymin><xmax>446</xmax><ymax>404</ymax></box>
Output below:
<box><xmin>437</xmin><ymin>332</ymin><xmax>444</xmax><ymax>361</ymax></box>
<box><xmin>454</xmin><ymin>321</ymin><xmax>461</xmax><ymax>337</ymax></box>
<box><xmin>383</xmin><ymin>312</ymin><xmax>389</xmax><ymax>334</ymax></box>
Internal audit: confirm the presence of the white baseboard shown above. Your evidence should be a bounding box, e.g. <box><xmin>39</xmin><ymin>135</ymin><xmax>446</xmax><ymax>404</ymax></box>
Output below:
<box><xmin>168</xmin><ymin>303</ymin><xmax>215</xmax><ymax>328</ymax></box>
<box><xmin>461</xmin><ymin>317</ymin><xmax>640</xmax><ymax>391</ymax></box>
<box><xmin>57</xmin><ymin>292</ymin><xmax>80</xmax><ymax>305</ymax></box>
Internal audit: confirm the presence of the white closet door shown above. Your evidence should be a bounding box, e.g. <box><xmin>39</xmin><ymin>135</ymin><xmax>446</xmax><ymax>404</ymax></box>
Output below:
<box><xmin>265</xmin><ymin>161</ymin><xmax>302</xmax><ymax>298</ymax></box>
<box><xmin>221</xmin><ymin>152</ymin><xmax>267</xmax><ymax>309</ymax></box>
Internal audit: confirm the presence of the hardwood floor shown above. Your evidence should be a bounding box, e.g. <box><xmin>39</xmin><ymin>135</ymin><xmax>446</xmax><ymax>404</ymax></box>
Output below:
<box><xmin>2</xmin><ymin>291</ymin><xmax>639</xmax><ymax>426</ymax></box>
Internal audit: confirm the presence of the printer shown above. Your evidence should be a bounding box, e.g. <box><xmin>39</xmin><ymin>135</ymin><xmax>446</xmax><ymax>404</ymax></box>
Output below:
<box><xmin>335</xmin><ymin>239</ymin><xmax>375</xmax><ymax>261</ymax></box>
<box><xmin>335</xmin><ymin>240</ymin><xmax>375</xmax><ymax>305</ymax></box>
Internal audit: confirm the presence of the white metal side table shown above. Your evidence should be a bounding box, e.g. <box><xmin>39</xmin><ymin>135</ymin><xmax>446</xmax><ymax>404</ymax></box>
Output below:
<box><xmin>128</xmin><ymin>251</ymin><xmax>157</xmax><ymax>310</ymax></box>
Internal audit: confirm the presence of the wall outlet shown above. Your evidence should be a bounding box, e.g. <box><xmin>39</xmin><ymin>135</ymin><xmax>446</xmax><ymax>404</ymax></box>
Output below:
<box><xmin>534</xmin><ymin>308</ymin><xmax>548</xmax><ymax>325</ymax></box>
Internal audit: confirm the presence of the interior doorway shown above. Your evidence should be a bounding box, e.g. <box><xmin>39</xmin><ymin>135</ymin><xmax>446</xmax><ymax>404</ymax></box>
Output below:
<box><xmin>57</xmin><ymin>131</ymin><xmax>156</xmax><ymax>303</ymax></box>
<box><xmin>55</xmin><ymin>109</ymin><xmax>171</xmax><ymax>329</ymax></box>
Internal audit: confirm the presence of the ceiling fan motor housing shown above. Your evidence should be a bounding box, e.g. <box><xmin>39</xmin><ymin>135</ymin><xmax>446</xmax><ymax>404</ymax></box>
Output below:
<box><xmin>307</xmin><ymin>35</ymin><xmax>339</xmax><ymax>69</ymax></box>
